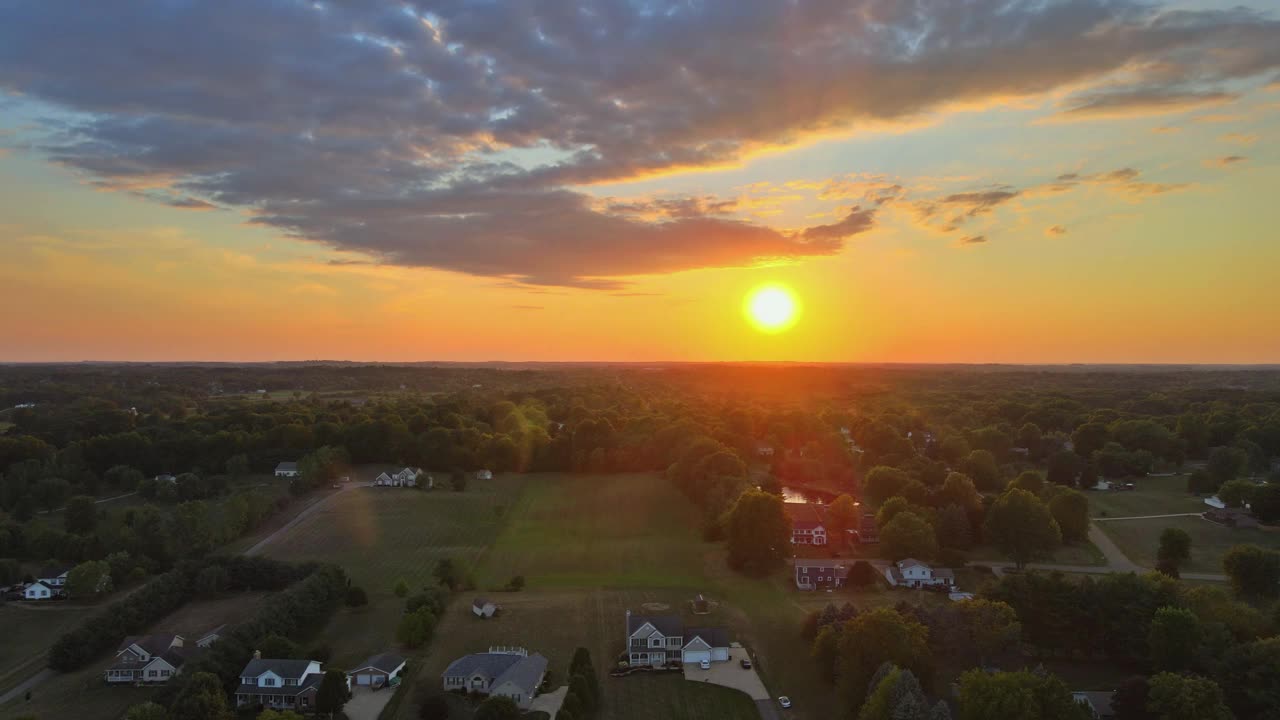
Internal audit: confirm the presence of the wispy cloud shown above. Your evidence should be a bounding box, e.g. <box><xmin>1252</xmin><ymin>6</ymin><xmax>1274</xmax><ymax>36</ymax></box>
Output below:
<box><xmin>1205</xmin><ymin>155</ymin><xmax>1248</xmax><ymax>168</ymax></box>
<box><xmin>1220</xmin><ymin>132</ymin><xmax>1259</xmax><ymax>145</ymax></box>
<box><xmin>1046</xmin><ymin>225</ymin><xmax>1068</xmax><ymax>237</ymax></box>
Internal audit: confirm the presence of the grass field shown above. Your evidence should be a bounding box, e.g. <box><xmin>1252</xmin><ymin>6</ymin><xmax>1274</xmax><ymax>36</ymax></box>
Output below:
<box><xmin>1087</xmin><ymin>475</ymin><xmax>1204</xmax><ymax>518</ymax></box>
<box><xmin>0</xmin><ymin>605</ymin><xmax>95</xmax><ymax>694</ymax></box>
<box><xmin>1097</xmin><ymin>515</ymin><xmax>1280</xmax><ymax>574</ymax></box>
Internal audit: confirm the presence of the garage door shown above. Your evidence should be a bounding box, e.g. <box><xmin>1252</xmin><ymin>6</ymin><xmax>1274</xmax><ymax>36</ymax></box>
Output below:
<box><xmin>711</xmin><ymin>647</ymin><xmax>730</xmax><ymax>662</ymax></box>
<box><xmin>683</xmin><ymin>650</ymin><xmax>711</xmax><ymax>664</ymax></box>
<box><xmin>356</xmin><ymin>673</ymin><xmax>371</xmax><ymax>685</ymax></box>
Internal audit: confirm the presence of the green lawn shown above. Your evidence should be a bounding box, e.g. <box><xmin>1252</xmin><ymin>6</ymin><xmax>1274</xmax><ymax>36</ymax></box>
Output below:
<box><xmin>1096</xmin><ymin>515</ymin><xmax>1280</xmax><ymax>574</ymax></box>
<box><xmin>1087</xmin><ymin>475</ymin><xmax>1204</xmax><ymax>518</ymax></box>
<box><xmin>0</xmin><ymin>605</ymin><xmax>95</xmax><ymax>695</ymax></box>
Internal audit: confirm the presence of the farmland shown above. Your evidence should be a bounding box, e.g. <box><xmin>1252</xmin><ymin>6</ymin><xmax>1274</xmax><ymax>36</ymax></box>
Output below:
<box><xmin>1096</xmin><ymin>514</ymin><xmax>1280</xmax><ymax>574</ymax></box>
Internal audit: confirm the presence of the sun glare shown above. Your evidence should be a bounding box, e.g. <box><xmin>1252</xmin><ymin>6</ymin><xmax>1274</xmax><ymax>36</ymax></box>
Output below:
<box><xmin>745</xmin><ymin>284</ymin><xmax>800</xmax><ymax>333</ymax></box>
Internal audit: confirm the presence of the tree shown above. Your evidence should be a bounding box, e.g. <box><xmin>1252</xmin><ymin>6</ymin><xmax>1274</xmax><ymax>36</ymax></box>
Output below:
<box><xmin>125</xmin><ymin>702</ymin><xmax>169</xmax><ymax>720</ymax></box>
<box><xmin>195</xmin><ymin>565</ymin><xmax>228</xmax><ymax>597</ymax></box>
<box><xmin>938</xmin><ymin>473</ymin><xmax>983</xmax><ymax>513</ymax></box>
<box><xmin>945</xmin><ymin>599</ymin><xmax>1021</xmax><ymax>668</ymax></box>
<box><xmin>1147</xmin><ymin>606</ymin><xmax>1201</xmax><ymax>672</ymax></box>
<box><xmin>1110</xmin><ymin>676</ymin><xmax>1154</xmax><ymax>720</ymax></box>
<box><xmin>397</xmin><ymin>608</ymin><xmax>437</xmax><ymax>648</ymax></box>
<box><xmin>960</xmin><ymin>450</ymin><xmax>1001</xmax><ymax>491</ymax></box>
<box><xmin>1217</xmin><ymin>479</ymin><xmax>1255</xmax><ymax>508</ymax></box>
<box><xmin>64</xmin><ymin>495</ymin><xmax>97</xmax><ymax>534</ymax></box>
<box><xmin>171</xmin><ymin>671</ymin><xmax>231</xmax><ymax>720</ymax></box>
<box><xmin>1145</xmin><ymin>673</ymin><xmax>1231</xmax><ymax>720</ymax></box>
<box><xmin>1009</xmin><ymin>471</ymin><xmax>1045</xmax><ymax>496</ymax></box>
<box><xmin>859</xmin><ymin>665</ymin><xmax>934</xmax><ymax>720</ymax></box>
<box><xmin>259</xmin><ymin>712</ymin><xmax>305</xmax><ymax>720</ymax></box>
<box><xmin>33</xmin><ymin>477</ymin><xmax>71</xmax><ymax>512</ymax></box>
<box><xmin>827</xmin><ymin>494</ymin><xmax>860</xmax><ymax>549</ymax></box>
<box><xmin>1046</xmin><ymin>451</ymin><xmax>1083</xmax><ymax>487</ymax></box>
<box><xmin>450</xmin><ymin>469</ymin><xmax>468</xmax><ymax>492</ymax></box>
<box><xmin>434</xmin><ymin>558</ymin><xmax>462</xmax><ymax>591</ymax></box>
<box><xmin>934</xmin><ymin>504</ymin><xmax>972</xmax><ymax>550</ymax></box>
<box><xmin>849</xmin><ymin>560</ymin><xmax>878</xmax><ymax>587</ymax></box>
<box><xmin>1187</xmin><ymin>468</ymin><xmax>1219</xmax><ymax>495</ymax></box>
<box><xmin>1047</xmin><ymin>490</ymin><xmax>1090</xmax><ymax>543</ymax></box>
<box><xmin>345</xmin><ymin>585</ymin><xmax>369</xmax><ymax>607</ymax></box>
<box><xmin>880</xmin><ymin>512</ymin><xmax>938</xmax><ymax>562</ymax></box>
<box><xmin>1217</xmin><ymin>637</ymin><xmax>1280</xmax><ymax>719</ymax></box>
<box><xmin>1071</xmin><ymin>422</ymin><xmax>1110</xmax><ymax>459</ymax></box>
<box><xmin>226</xmin><ymin>453</ymin><xmax>249</xmax><ymax>480</ymax></box>
<box><xmin>984</xmin><ymin>489</ymin><xmax>1061</xmax><ymax>569</ymax></box>
<box><xmin>956</xmin><ymin>669</ymin><xmax>1085</xmax><ymax>720</ymax></box>
<box><xmin>474</xmin><ymin>695</ymin><xmax>520</xmax><ymax>720</ymax></box>
<box><xmin>1206</xmin><ymin>446</ymin><xmax>1247</xmax><ymax>487</ymax></box>
<box><xmin>394</xmin><ymin>577</ymin><xmax>410</xmax><ymax>597</ymax></box>
<box><xmin>833</xmin><ymin>608</ymin><xmax>931</xmax><ymax>711</ymax></box>
<box><xmin>1156</xmin><ymin>528</ymin><xmax>1191</xmax><ymax>572</ymax></box>
<box><xmin>418</xmin><ymin>694</ymin><xmax>451</xmax><ymax>720</ymax></box>
<box><xmin>316</xmin><ymin>669</ymin><xmax>349</xmax><ymax>716</ymax></box>
<box><xmin>257</xmin><ymin>634</ymin><xmax>301</xmax><ymax>659</ymax></box>
<box><xmin>65</xmin><ymin>560</ymin><xmax>111</xmax><ymax>598</ymax></box>
<box><xmin>1222</xmin><ymin>544</ymin><xmax>1280</xmax><ymax>598</ymax></box>
<box><xmin>725</xmin><ymin>489</ymin><xmax>791</xmax><ymax>575</ymax></box>
<box><xmin>864</xmin><ymin>467</ymin><xmax>912</xmax><ymax>507</ymax></box>
<box><xmin>1250</xmin><ymin>483</ymin><xmax>1280</xmax><ymax>524</ymax></box>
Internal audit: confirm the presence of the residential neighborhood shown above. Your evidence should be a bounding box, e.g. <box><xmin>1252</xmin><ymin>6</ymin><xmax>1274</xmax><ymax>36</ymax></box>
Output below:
<box><xmin>624</xmin><ymin>611</ymin><xmax>732</xmax><ymax>667</ymax></box>
<box><xmin>104</xmin><ymin>634</ymin><xmax>200</xmax><ymax>684</ymax></box>
<box><xmin>235</xmin><ymin>653</ymin><xmax>340</xmax><ymax>712</ymax></box>
<box><xmin>440</xmin><ymin>646</ymin><xmax>547</xmax><ymax>709</ymax></box>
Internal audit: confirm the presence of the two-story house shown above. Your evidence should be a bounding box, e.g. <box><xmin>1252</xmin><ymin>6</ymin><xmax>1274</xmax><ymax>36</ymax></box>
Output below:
<box><xmin>794</xmin><ymin>560</ymin><xmax>850</xmax><ymax>590</ymax></box>
<box><xmin>785</xmin><ymin>503</ymin><xmax>828</xmax><ymax>546</ymax></box>
<box><xmin>440</xmin><ymin>647</ymin><xmax>547</xmax><ymax>710</ymax></box>
<box><xmin>37</xmin><ymin>565</ymin><xmax>71</xmax><ymax>589</ymax></box>
<box><xmin>374</xmin><ymin>467</ymin><xmax>422</xmax><ymax>487</ymax></box>
<box><xmin>883</xmin><ymin>558</ymin><xmax>955</xmax><ymax>588</ymax></box>
<box><xmin>625</xmin><ymin>612</ymin><xmax>731</xmax><ymax>667</ymax></box>
<box><xmin>235</xmin><ymin>653</ymin><xmax>338</xmax><ymax>711</ymax></box>
<box><xmin>104</xmin><ymin>634</ymin><xmax>196</xmax><ymax>683</ymax></box>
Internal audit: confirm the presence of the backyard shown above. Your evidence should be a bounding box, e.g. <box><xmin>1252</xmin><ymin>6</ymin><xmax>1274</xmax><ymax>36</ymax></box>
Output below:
<box><xmin>1087</xmin><ymin>474</ymin><xmax>1204</xmax><ymax>518</ymax></box>
<box><xmin>1096</xmin><ymin>514</ymin><xmax>1280</xmax><ymax>574</ymax></box>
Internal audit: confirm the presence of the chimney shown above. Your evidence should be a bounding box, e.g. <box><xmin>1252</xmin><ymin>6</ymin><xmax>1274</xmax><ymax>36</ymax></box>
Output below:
<box><xmin>253</xmin><ymin>649</ymin><xmax>262</xmax><ymax>660</ymax></box>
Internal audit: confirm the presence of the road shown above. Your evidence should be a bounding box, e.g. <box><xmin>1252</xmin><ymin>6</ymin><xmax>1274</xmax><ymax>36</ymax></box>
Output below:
<box><xmin>41</xmin><ymin>491</ymin><xmax>138</xmax><ymax>514</ymax></box>
<box><xmin>1095</xmin><ymin>513</ymin><xmax>1202</xmax><ymax>521</ymax></box>
<box><xmin>243</xmin><ymin>483</ymin><xmax>359</xmax><ymax>556</ymax></box>
<box><xmin>0</xmin><ymin>668</ymin><xmax>55</xmax><ymax>707</ymax></box>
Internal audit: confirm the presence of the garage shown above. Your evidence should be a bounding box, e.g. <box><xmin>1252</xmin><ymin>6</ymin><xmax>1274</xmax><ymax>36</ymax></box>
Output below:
<box><xmin>346</xmin><ymin>652</ymin><xmax>406</xmax><ymax>690</ymax></box>
<box><xmin>682</xmin><ymin>649</ymin><xmax>711</xmax><ymax>665</ymax></box>
<box><xmin>711</xmin><ymin>647</ymin><xmax>730</xmax><ymax>662</ymax></box>
<box><xmin>354</xmin><ymin>672</ymin><xmax>381</xmax><ymax>686</ymax></box>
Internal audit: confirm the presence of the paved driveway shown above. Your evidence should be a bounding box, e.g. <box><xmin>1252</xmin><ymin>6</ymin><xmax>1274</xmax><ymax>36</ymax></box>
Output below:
<box><xmin>681</xmin><ymin>650</ymin><xmax>769</xmax><ymax>701</ymax></box>
<box><xmin>344</xmin><ymin>685</ymin><xmax>395</xmax><ymax>720</ymax></box>
<box><xmin>529</xmin><ymin>685</ymin><xmax>567</xmax><ymax>715</ymax></box>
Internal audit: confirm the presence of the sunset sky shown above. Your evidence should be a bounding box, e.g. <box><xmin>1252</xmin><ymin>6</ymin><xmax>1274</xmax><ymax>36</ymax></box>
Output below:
<box><xmin>1</xmin><ymin>0</ymin><xmax>1277</xmax><ymax>363</ymax></box>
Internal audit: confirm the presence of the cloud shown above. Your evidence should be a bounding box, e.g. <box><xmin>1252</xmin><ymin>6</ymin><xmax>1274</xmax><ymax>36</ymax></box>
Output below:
<box><xmin>1</xmin><ymin>1</ymin><xmax>1278</xmax><ymax>284</ymax></box>
<box><xmin>1206</xmin><ymin>155</ymin><xmax>1248</xmax><ymax>168</ymax></box>
<box><xmin>1050</xmin><ymin>90</ymin><xmax>1237</xmax><ymax>121</ymax></box>
<box><xmin>1151</xmin><ymin>126</ymin><xmax>1182</xmax><ymax>134</ymax></box>
<box><xmin>1046</xmin><ymin>225</ymin><xmax>1068</xmax><ymax>237</ymax></box>
<box><xmin>1220</xmin><ymin>132</ymin><xmax>1259</xmax><ymax>145</ymax></box>
<box><xmin>958</xmin><ymin>235</ymin><xmax>988</xmax><ymax>245</ymax></box>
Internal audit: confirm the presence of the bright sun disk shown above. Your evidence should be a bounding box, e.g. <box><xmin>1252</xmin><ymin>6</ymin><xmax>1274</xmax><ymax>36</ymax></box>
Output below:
<box><xmin>745</xmin><ymin>284</ymin><xmax>799</xmax><ymax>333</ymax></box>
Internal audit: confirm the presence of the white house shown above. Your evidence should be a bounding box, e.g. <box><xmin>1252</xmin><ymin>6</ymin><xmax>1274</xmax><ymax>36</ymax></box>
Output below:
<box><xmin>105</xmin><ymin>634</ymin><xmax>196</xmax><ymax>684</ymax></box>
<box><xmin>441</xmin><ymin>647</ymin><xmax>547</xmax><ymax>710</ymax></box>
<box><xmin>348</xmin><ymin>652</ymin><xmax>406</xmax><ymax>688</ymax></box>
<box><xmin>785</xmin><ymin>504</ymin><xmax>828</xmax><ymax>546</ymax></box>
<box><xmin>235</xmin><ymin>654</ymin><xmax>339</xmax><ymax>711</ymax></box>
<box><xmin>155</xmin><ymin>474</ymin><xmax>177</xmax><ymax>484</ymax></box>
<box><xmin>196</xmin><ymin>625</ymin><xmax>225</xmax><ymax>648</ymax></box>
<box><xmin>374</xmin><ymin>467</ymin><xmax>422</xmax><ymax>487</ymax></box>
<box><xmin>472</xmin><ymin>597</ymin><xmax>499</xmax><ymax>618</ymax></box>
<box><xmin>476</xmin><ymin>469</ymin><xmax>493</xmax><ymax>481</ymax></box>
<box><xmin>23</xmin><ymin>581</ymin><xmax>54</xmax><ymax>600</ymax></box>
<box><xmin>38</xmin><ymin>566</ymin><xmax>71</xmax><ymax>588</ymax></box>
<box><xmin>625</xmin><ymin>612</ymin><xmax>731</xmax><ymax>667</ymax></box>
<box><xmin>274</xmin><ymin>462</ymin><xmax>300</xmax><ymax>478</ymax></box>
<box><xmin>883</xmin><ymin>559</ymin><xmax>955</xmax><ymax>589</ymax></box>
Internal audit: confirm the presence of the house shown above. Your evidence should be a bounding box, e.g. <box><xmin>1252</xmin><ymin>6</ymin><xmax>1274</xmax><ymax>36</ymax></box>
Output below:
<box><xmin>196</xmin><ymin>625</ymin><xmax>225</xmax><ymax>648</ymax></box>
<box><xmin>1204</xmin><ymin>507</ymin><xmax>1259</xmax><ymax>529</ymax></box>
<box><xmin>476</xmin><ymin>469</ymin><xmax>493</xmax><ymax>481</ymax></box>
<box><xmin>105</xmin><ymin>634</ymin><xmax>196</xmax><ymax>684</ymax></box>
<box><xmin>1073</xmin><ymin>691</ymin><xmax>1116</xmax><ymax>719</ymax></box>
<box><xmin>1203</xmin><ymin>495</ymin><xmax>1226</xmax><ymax>509</ymax></box>
<box><xmin>883</xmin><ymin>559</ymin><xmax>955</xmax><ymax>589</ymax></box>
<box><xmin>855</xmin><ymin>512</ymin><xmax>879</xmax><ymax>544</ymax></box>
<box><xmin>375</xmin><ymin>467</ymin><xmax>422</xmax><ymax>487</ymax></box>
<box><xmin>37</xmin><ymin>565</ymin><xmax>71</xmax><ymax>588</ymax></box>
<box><xmin>155</xmin><ymin>474</ymin><xmax>177</xmax><ymax>484</ymax></box>
<box><xmin>274</xmin><ymin>462</ymin><xmax>300</xmax><ymax>478</ymax></box>
<box><xmin>235</xmin><ymin>653</ymin><xmax>338</xmax><ymax>711</ymax></box>
<box><xmin>625</xmin><ymin>612</ymin><xmax>731</xmax><ymax>667</ymax></box>
<box><xmin>441</xmin><ymin>647</ymin><xmax>547</xmax><ymax>710</ymax></box>
<box><xmin>794</xmin><ymin>560</ymin><xmax>849</xmax><ymax>591</ymax></box>
<box><xmin>23</xmin><ymin>581</ymin><xmax>55</xmax><ymax>600</ymax></box>
<box><xmin>472</xmin><ymin>597</ymin><xmax>498</xmax><ymax>618</ymax></box>
<box><xmin>755</xmin><ymin>444</ymin><xmax>775</xmax><ymax>457</ymax></box>
<box><xmin>348</xmin><ymin>652</ymin><xmax>406</xmax><ymax>688</ymax></box>
<box><xmin>785</xmin><ymin>503</ymin><xmax>828</xmax><ymax>546</ymax></box>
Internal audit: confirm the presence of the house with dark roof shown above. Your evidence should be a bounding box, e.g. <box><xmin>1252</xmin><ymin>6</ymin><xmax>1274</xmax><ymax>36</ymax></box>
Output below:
<box><xmin>1073</xmin><ymin>690</ymin><xmax>1116</xmax><ymax>719</ymax></box>
<box><xmin>785</xmin><ymin>503</ymin><xmax>828</xmax><ymax>545</ymax></box>
<box><xmin>104</xmin><ymin>634</ymin><xmax>198</xmax><ymax>684</ymax></box>
<box><xmin>196</xmin><ymin>624</ymin><xmax>225</xmax><ymax>648</ymax></box>
<box><xmin>794</xmin><ymin>559</ymin><xmax>850</xmax><ymax>590</ymax></box>
<box><xmin>37</xmin><ymin>565</ymin><xmax>71</xmax><ymax>588</ymax></box>
<box><xmin>348</xmin><ymin>652</ymin><xmax>406</xmax><ymax>688</ymax></box>
<box><xmin>625</xmin><ymin>611</ymin><xmax>731</xmax><ymax>667</ymax></box>
<box><xmin>274</xmin><ymin>462</ymin><xmax>300</xmax><ymax>478</ymax></box>
<box><xmin>472</xmin><ymin>597</ymin><xmax>498</xmax><ymax>618</ymax></box>
<box><xmin>441</xmin><ymin>647</ymin><xmax>547</xmax><ymax>710</ymax></box>
<box><xmin>883</xmin><ymin>558</ymin><xmax>955</xmax><ymax>589</ymax></box>
<box><xmin>235</xmin><ymin>653</ymin><xmax>341</xmax><ymax>711</ymax></box>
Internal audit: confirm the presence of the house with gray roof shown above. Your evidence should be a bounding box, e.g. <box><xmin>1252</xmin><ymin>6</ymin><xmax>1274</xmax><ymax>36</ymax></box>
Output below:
<box><xmin>348</xmin><ymin>652</ymin><xmax>406</xmax><ymax>688</ymax></box>
<box><xmin>104</xmin><ymin>634</ymin><xmax>199</xmax><ymax>684</ymax></box>
<box><xmin>274</xmin><ymin>462</ymin><xmax>300</xmax><ymax>478</ymax></box>
<box><xmin>235</xmin><ymin>652</ymin><xmax>344</xmax><ymax>711</ymax></box>
<box><xmin>883</xmin><ymin>558</ymin><xmax>955</xmax><ymax>588</ymax></box>
<box><xmin>441</xmin><ymin>647</ymin><xmax>547</xmax><ymax>710</ymax></box>
<box><xmin>625</xmin><ymin>611</ymin><xmax>731</xmax><ymax>667</ymax></box>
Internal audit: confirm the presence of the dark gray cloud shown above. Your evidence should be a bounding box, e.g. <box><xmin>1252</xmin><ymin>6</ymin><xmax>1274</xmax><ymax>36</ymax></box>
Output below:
<box><xmin>959</xmin><ymin>235</ymin><xmax>988</xmax><ymax>245</ymax></box>
<box><xmin>0</xmin><ymin>0</ymin><xmax>1277</xmax><ymax>285</ymax></box>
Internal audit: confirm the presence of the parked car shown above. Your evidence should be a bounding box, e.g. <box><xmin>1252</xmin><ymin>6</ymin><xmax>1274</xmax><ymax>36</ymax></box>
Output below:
<box><xmin>778</xmin><ymin>696</ymin><xmax>792</xmax><ymax>709</ymax></box>
<box><xmin>699</xmin><ymin>659</ymin><xmax>711</xmax><ymax>670</ymax></box>
<box><xmin>740</xmin><ymin>658</ymin><xmax>752</xmax><ymax>669</ymax></box>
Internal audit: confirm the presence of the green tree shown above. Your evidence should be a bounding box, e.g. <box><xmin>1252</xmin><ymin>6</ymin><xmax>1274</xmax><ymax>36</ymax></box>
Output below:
<box><xmin>1217</xmin><ymin>479</ymin><xmax>1255</xmax><ymax>509</ymax></box>
<box><xmin>864</xmin><ymin>467</ymin><xmax>912</xmax><ymax>507</ymax></box>
<box><xmin>256</xmin><ymin>634</ymin><xmax>300</xmax><ymax>659</ymax></box>
<box><xmin>397</xmin><ymin>608</ymin><xmax>437</xmax><ymax>648</ymax></box>
<box><xmin>1009</xmin><ymin>471</ymin><xmax>1045</xmax><ymax>496</ymax></box>
<box><xmin>934</xmin><ymin>504</ymin><xmax>973</xmax><ymax>550</ymax></box>
<box><xmin>957</xmin><ymin>669</ymin><xmax>1086</xmax><ymax>720</ymax></box>
<box><xmin>1156</xmin><ymin>528</ymin><xmax>1192</xmax><ymax>572</ymax></box>
<box><xmin>1146</xmin><ymin>673</ymin><xmax>1231</xmax><ymax>720</ymax></box>
<box><xmin>725</xmin><ymin>489</ymin><xmax>791</xmax><ymax>575</ymax></box>
<box><xmin>1206</xmin><ymin>446</ymin><xmax>1247</xmax><ymax>487</ymax></box>
<box><xmin>1071</xmin><ymin>422</ymin><xmax>1110</xmax><ymax>459</ymax></box>
<box><xmin>66</xmin><ymin>560</ymin><xmax>111</xmax><ymax>598</ymax></box>
<box><xmin>1147</xmin><ymin>606</ymin><xmax>1201</xmax><ymax>672</ymax></box>
<box><xmin>474</xmin><ymin>695</ymin><xmax>520</xmax><ymax>720</ymax></box>
<box><xmin>1046</xmin><ymin>451</ymin><xmax>1083</xmax><ymax>487</ymax></box>
<box><xmin>985</xmin><ymin>489</ymin><xmax>1062</xmax><ymax>569</ymax></box>
<box><xmin>1047</xmin><ymin>490</ymin><xmax>1090</xmax><ymax>543</ymax></box>
<box><xmin>1217</xmin><ymin>637</ymin><xmax>1280</xmax><ymax>719</ymax></box>
<box><xmin>316</xmin><ymin>669</ymin><xmax>349</xmax><ymax>716</ymax></box>
<box><xmin>417</xmin><ymin>694</ymin><xmax>451</xmax><ymax>720</ymax></box>
<box><xmin>125</xmin><ymin>702</ymin><xmax>169</xmax><ymax>720</ymax></box>
<box><xmin>1222</xmin><ymin>544</ymin><xmax>1280</xmax><ymax>598</ymax></box>
<box><xmin>433</xmin><ymin>558</ymin><xmax>462</xmax><ymax>591</ymax></box>
<box><xmin>345</xmin><ymin>586</ymin><xmax>369</xmax><ymax>607</ymax></box>
<box><xmin>226</xmin><ymin>453</ymin><xmax>250</xmax><ymax>480</ymax></box>
<box><xmin>1110</xmin><ymin>676</ymin><xmax>1153</xmax><ymax>720</ymax></box>
<box><xmin>394</xmin><ymin>577</ymin><xmax>410</xmax><ymax>597</ymax></box>
<box><xmin>946</xmin><ymin>599</ymin><xmax>1021</xmax><ymax>668</ymax></box>
<box><xmin>938</xmin><ymin>473</ymin><xmax>983</xmax><ymax>513</ymax></box>
<box><xmin>64</xmin><ymin>495</ymin><xmax>97</xmax><ymax>534</ymax></box>
<box><xmin>1250</xmin><ymin>483</ymin><xmax>1280</xmax><ymax>524</ymax></box>
<box><xmin>33</xmin><ymin>477</ymin><xmax>71</xmax><ymax>512</ymax></box>
<box><xmin>834</xmin><ymin>608</ymin><xmax>931</xmax><ymax>711</ymax></box>
<box><xmin>171</xmin><ymin>671</ymin><xmax>231</xmax><ymax>720</ymax></box>
<box><xmin>961</xmin><ymin>450</ymin><xmax>1001</xmax><ymax>491</ymax></box>
<box><xmin>827</xmin><ymin>494</ymin><xmax>860</xmax><ymax>549</ymax></box>
<box><xmin>195</xmin><ymin>565</ymin><xmax>228</xmax><ymax>597</ymax></box>
<box><xmin>880</xmin><ymin>511</ymin><xmax>938</xmax><ymax>562</ymax></box>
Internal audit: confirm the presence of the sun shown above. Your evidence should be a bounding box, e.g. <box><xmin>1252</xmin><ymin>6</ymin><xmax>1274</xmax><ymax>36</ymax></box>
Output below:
<box><xmin>744</xmin><ymin>284</ymin><xmax>800</xmax><ymax>333</ymax></box>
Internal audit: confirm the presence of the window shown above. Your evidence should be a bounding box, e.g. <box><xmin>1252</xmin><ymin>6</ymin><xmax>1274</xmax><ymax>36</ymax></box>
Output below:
<box><xmin>161</xmin><ymin>670</ymin><xmax>170</xmax><ymax>677</ymax></box>
<box><xmin>148</xmin><ymin>670</ymin><xmax>158</xmax><ymax>677</ymax></box>
<box><xmin>263</xmin><ymin>678</ymin><xmax>276</xmax><ymax>687</ymax></box>
<box><xmin>285</xmin><ymin>679</ymin><xmax>298</xmax><ymax>686</ymax></box>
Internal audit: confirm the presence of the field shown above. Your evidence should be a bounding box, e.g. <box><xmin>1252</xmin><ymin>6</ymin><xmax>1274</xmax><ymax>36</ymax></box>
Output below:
<box><xmin>0</xmin><ymin>605</ymin><xmax>95</xmax><ymax>694</ymax></box>
<box><xmin>0</xmin><ymin>594</ymin><xmax>266</xmax><ymax>720</ymax></box>
<box><xmin>1097</xmin><ymin>515</ymin><xmax>1280</xmax><ymax>574</ymax></box>
<box><xmin>814</xmin><ymin>535</ymin><xmax>1107</xmax><ymax>567</ymax></box>
<box><xmin>1087</xmin><ymin>475</ymin><xmax>1204</xmax><ymax>518</ymax></box>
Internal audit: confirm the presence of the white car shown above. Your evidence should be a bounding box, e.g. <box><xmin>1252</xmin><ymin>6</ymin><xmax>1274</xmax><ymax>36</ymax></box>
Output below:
<box><xmin>778</xmin><ymin>696</ymin><xmax>792</xmax><ymax>709</ymax></box>
<box><xmin>699</xmin><ymin>659</ymin><xmax>711</xmax><ymax>670</ymax></box>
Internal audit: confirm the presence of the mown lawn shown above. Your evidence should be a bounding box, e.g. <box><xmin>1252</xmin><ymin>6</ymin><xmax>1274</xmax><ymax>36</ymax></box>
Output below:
<box><xmin>1097</xmin><ymin>515</ymin><xmax>1280</xmax><ymax>574</ymax></box>
<box><xmin>1087</xmin><ymin>475</ymin><xmax>1205</xmax><ymax>518</ymax></box>
<box><xmin>0</xmin><ymin>605</ymin><xmax>95</xmax><ymax>695</ymax></box>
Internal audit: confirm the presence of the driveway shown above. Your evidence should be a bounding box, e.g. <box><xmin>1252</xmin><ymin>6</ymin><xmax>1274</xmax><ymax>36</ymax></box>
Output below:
<box><xmin>681</xmin><ymin>647</ymin><xmax>769</xmax><ymax>701</ymax></box>
<box><xmin>756</xmin><ymin>699</ymin><xmax>783</xmax><ymax>720</ymax></box>
<box><xmin>244</xmin><ymin>484</ymin><xmax>356</xmax><ymax>556</ymax></box>
<box><xmin>529</xmin><ymin>685</ymin><xmax>567</xmax><ymax>716</ymax></box>
<box><xmin>344</xmin><ymin>685</ymin><xmax>395</xmax><ymax>720</ymax></box>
